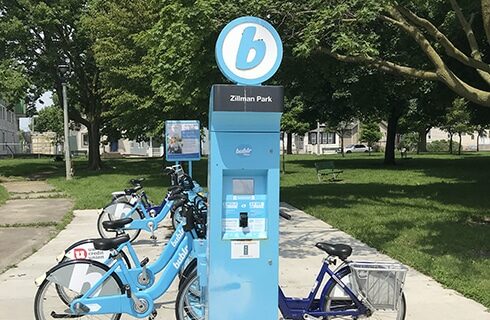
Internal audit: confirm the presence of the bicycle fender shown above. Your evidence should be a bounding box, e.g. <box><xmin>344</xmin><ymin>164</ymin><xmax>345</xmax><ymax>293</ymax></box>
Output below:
<box><xmin>103</xmin><ymin>202</ymin><xmax>134</xmax><ymax>220</ymax></box>
<box><xmin>46</xmin><ymin>259</ymin><xmax>123</xmax><ymax>296</ymax></box>
<box><xmin>64</xmin><ymin>240</ymin><xmax>111</xmax><ymax>263</ymax></box>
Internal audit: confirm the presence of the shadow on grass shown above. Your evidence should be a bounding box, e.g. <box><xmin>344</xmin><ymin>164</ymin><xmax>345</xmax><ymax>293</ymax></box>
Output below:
<box><xmin>280</xmin><ymin>181</ymin><xmax>489</xmax><ymax>260</ymax></box>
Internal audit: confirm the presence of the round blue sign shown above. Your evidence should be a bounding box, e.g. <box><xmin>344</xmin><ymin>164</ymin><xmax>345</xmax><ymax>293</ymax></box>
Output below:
<box><xmin>215</xmin><ymin>16</ymin><xmax>283</xmax><ymax>86</ymax></box>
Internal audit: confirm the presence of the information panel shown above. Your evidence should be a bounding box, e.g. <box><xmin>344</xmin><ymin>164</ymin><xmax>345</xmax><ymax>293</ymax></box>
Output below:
<box><xmin>165</xmin><ymin>120</ymin><xmax>201</xmax><ymax>161</ymax></box>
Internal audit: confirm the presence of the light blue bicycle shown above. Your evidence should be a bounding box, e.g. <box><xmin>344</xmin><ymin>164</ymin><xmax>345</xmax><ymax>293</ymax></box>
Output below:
<box><xmin>34</xmin><ymin>197</ymin><xmax>207</xmax><ymax>320</ymax></box>
<box><xmin>97</xmin><ymin>166</ymin><xmax>205</xmax><ymax>242</ymax></box>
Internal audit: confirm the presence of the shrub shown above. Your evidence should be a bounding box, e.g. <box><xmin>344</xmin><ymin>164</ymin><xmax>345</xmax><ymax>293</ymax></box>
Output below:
<box><xmin>427</xmin><ymin>139</ymin><xmax>460</xmax><ymax>152</ymax></box>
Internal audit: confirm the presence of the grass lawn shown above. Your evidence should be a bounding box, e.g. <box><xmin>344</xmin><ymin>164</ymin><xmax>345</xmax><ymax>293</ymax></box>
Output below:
<box><xmin>280</xmin><ymin>153</ymin><xmax>490</xmax><ymax>308</ymax></box>
<box><xmin>0</xmin><ymin>153</ymin><xmax>489</xmax><ymax>307</ymax></box>
<box><xmin>0</xmin><ymin>184</ymin><xmax>8</xmax><ymax>206</ymax></box>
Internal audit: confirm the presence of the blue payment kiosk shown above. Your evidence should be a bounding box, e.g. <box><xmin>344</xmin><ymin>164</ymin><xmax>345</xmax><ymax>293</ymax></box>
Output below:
<box><xmin>205</xmin><ymin>16</ymin><xmax>284</xmax><ymax>320</ymax></box>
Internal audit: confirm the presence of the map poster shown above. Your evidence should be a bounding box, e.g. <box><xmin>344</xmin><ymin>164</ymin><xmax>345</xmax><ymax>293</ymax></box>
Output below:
<box><xmin>165</xmin><ymin>120</ymin><xmax>201</xmax><ymax>161</ymax></box>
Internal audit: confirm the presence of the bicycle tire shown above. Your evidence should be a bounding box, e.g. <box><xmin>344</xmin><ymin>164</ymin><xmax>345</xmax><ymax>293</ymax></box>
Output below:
<box><xmin>175</xmin><ymin>270</ymin><xmax>204</xmax><ymax>320</ymax></box>
<box><xmin>171</xmin><ymin>204</ymin><xmax>185</xmax><ymax>230</ymax></box>
<box><xmin>34</xmin><ymin>260</ymin><xmax>124</xmax><ymax>320</ymax></box>
<box><xmin>321</xmin><ymin>266</ymin><xmax>406</xmax><ymax>320</ymax></box>
<box><xmin>178</xmin><ymin>258</ymin><xmax>197</xmax><ymax>286</ymax></box>
<box><xmin>97</xmin><ymin>202</ymin><xmax>143</xmax><ymax>242</ymax></box>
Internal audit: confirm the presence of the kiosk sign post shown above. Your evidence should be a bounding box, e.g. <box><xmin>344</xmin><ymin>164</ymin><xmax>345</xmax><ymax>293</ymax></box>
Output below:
<box><xmin>165</xmin><ymin>120</ymin><xmax>201</xmax><ymax>176</ymax></box>
<box><xmin>205</xmin><ymin>16</ymin><xmax>283</xmax><ymax>320</ymax></box>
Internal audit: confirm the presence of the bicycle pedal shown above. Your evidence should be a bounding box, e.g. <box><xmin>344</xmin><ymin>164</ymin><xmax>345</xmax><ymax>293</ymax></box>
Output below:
<box><xmin>148</xmin><ymin>309</ymin><xmax>157</xmax><ymax>320</ymax></box>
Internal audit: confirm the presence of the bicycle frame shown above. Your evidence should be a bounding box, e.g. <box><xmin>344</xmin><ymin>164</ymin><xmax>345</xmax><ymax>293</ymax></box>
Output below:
<box><xmin>118</xmin><ymin>186</ymin><xmax>204</xmax><ymax>233</ymax></box>
<box><xmin>64</xmin><ymin>221</ymin><xmax>190</xmax><ymax>290</ymax></box>
<box><xmin>278</xmin><ymin>260</ymin><xmax>369</xmax><ymax>319</ymax></box>
<box><xmin>68</xmin><ymin>231</ymin><xmax>194</xmax><ymax>318</ymax></box>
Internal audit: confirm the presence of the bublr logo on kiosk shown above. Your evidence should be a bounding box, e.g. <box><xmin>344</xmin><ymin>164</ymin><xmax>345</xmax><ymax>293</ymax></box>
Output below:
<box><xmin>215</xmin><ymin>16</ymin><xmax>283</xmax><ymax>85</ymax></box>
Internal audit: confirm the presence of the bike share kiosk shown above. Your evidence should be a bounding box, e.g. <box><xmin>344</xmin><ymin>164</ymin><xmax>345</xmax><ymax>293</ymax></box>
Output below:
<box><xmin>205</xmin><ymin>16</ymin><xmax>283</xmax><ymax>320</ymax></box>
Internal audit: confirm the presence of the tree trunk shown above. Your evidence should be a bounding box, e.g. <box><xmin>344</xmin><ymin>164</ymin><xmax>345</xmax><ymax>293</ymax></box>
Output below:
<box><xmin>417</xmin><ymin>127</ymin><xmax>429</xmax><ymax>154</ymax></box>
<box><xmin>286</xmin><ymin>132</ymin><xmax>293</xmax><ymax>154</ymax></box>
<box><xmin>384</xmin><ymin>113</ymin><xmax>399</xmax><ymax>165</ymax></box>
<box><xmin>449</xmin><ymin>134</ymin><xmax>453</xmax><ymax>154</ymax></box>
<box><xmin>477</xmin><ymin>132</ymin><xmax>480</xmax><ymax>152</ymax></box>
<box><xmin>88</xmin><ymin>121</ymin><xmax>102</xmax><ymax>170</ymax></box>
<box><xmin>458</xmin><ymin>133</ymin><xmax>462</xmax><ymax>155</ymax></box>
<box><xmin>340</xmin><ymin>133</ymin><xmax>345</xmax><ymax>157</ymax></box>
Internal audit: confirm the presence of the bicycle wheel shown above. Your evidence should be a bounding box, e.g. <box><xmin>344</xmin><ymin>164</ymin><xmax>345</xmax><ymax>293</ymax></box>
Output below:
<box><xmin>34</xmin><ymin>260</ymin><xmax>123</xmax><ymax>320</ymax></box>
<box><xmin>97</xmin><ymin>202</ymin><xmax>142</xmax><ymax>242</ymax></box>
<box><xmin>322</xmin><ymin>267</ymin><xmax>406</xmax><ymax>320</ymax></box>
<box><xmin>175</xmin><ymin>270</ymin><xmax>204</xmax><ymax>320</ymax></box>
<box><xmin>55</xmin><ymin>250</ymin><xmax>131</xmax><ymax>306</ymax></box>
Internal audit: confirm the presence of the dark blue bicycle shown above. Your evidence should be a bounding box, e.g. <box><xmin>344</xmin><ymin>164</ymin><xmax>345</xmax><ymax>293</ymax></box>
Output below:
<box><xmin>177</xmin><ymin>243</ymin><xmax>407</xmax><ymax>320</ymax></box>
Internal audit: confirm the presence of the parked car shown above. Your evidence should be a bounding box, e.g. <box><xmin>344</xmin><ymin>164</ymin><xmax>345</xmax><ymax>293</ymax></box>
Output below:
<box><xmin>337</xmin><ymin>144</ymin><xmax>371</xmax><ymax>153</ymax></box>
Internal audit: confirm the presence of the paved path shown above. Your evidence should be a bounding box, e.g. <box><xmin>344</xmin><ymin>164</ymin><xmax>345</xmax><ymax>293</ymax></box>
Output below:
<box><xmin>0</xmin><ymin>204</ymin><xmax>488</xmax><ymax>319</ymax></box>
<box><xmin>0</xmin><ymin>180</ymin><xmax>72</xmax><ymax>272</ymax></box>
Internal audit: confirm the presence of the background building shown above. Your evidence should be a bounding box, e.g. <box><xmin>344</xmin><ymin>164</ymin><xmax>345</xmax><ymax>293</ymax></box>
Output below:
<box><xmin>0</xmin><ymin>100</ymin><xmax>24</xmax><ymax>155</ymax></box>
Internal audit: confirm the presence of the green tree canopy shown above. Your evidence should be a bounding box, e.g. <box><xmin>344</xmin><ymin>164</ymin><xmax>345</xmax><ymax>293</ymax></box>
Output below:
<box><xmin>0</xmin><ymin>0</ymin><xmax>107</xmax><ymax>169</ymax></box>
<box><xmin>293</xmin><ymin>0</ymin><xmax>490</xmax><ymax>107</ymax></box>
<box><xmin>360</xmin><ymin>121</ymin><xmax>383</xmax><ymax>155</ymax></box>
<box><xmin>34</xmin><ymin>105</ymin><xmax>64</xmax><ymax>143</ymax></box>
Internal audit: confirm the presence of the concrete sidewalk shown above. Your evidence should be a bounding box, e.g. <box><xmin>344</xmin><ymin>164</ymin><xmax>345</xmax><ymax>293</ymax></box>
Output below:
<box><xmin>0</xmin><ymin>204</ymin><xmax>488</xmax><ymax>319</ymax></box>
<box><xmin>0</xmin><ymin>180</ymin><xmax>72</xmax><ymax>272</ymax></box>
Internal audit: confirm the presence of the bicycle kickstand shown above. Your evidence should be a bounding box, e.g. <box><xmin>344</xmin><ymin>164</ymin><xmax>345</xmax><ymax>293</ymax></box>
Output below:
<box><xmin>149</xmin><ymin>309</ymin><xmax>157</xmax><ymax>320</ymax></box>
<box><xmin>303</xmin><ymin>315</ymin><xmax>323</xmax><ymax>320</ymax></box>
<box><xmin>148</xmin><ymin>221</ymin><xmax>157</xmax><ymax>245</ymax></box>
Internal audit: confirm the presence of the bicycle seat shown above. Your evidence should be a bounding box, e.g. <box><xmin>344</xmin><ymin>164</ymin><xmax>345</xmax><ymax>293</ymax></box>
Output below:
<box><xmin>130</xmin><ymin>178</ymin><xmax>145</xmax><ymax>186</ymax></box>
<box><xmin>315</xmin><ymin>242</ymin><xmax>352</xmax><ymax>260</ymax></box>
<box><xmin>93</xmin><ymin>234</ymin><xmax>130</xmax><ymax>250</ymax></box>
<box><xmin>102</xmin><ymin>218</ymin><xmax>133</xmax><ymax>231</ymax></box>
<box><xmin>124</xmin><ymin>185</ymin><xmax>142</xmax><ymax>195</ymax></box>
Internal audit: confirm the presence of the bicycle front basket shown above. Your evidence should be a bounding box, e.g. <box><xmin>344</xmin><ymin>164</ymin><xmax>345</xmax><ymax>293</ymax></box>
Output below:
<box><xmin>349</xmin><ymin>261</ymin><xmax>408</xmax><ymax>311</ymax></box>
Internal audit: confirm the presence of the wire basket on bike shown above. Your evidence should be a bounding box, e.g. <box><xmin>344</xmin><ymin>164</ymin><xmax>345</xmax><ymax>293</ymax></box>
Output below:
<box><xmin>349</xmin><ymin>261</ymin><xmax>408</xmax><ymax>311</ymax></box>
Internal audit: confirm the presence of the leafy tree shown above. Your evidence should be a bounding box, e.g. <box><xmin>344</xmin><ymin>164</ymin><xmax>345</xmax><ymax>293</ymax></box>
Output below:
<box><xmin>469</xmin><ymin>103</ymin><xmax>490</xmax><ymax>151</ymax></box>
<box><xmin>0</xmin><ymin>0</ymin><xmax>106</xmax><ymax>170</ymax></box>
<box><xmin>294</xmin><ymin>0</ymin><xmax>490</xmax><ymax>107</ymax></box>
<box><xmin>442</xmin><ymin>98</ymin><xmax>472</xmax><ymax>154</ymax></box>
<box><xmin>399</xmin><ymin>132</ymin><xmax>419</xmax><ymax>151</ymax></box>
<box><xmin>398</xmin><ymin>83</ymin><xmax>452</xmax><ymax>153</ymax></box>
<box><xmin>474</xmin><ymin>124</ymin><xmax>489</xmax><ymax>152</ymax></box>
<box><xmin>360</xmin><ymin>121</ymin><xmax>382</xmax><ymax>155</ymax></box>
<box><xmin>34</xmin><ymin>106</ymin><xmax>64</xmax><ymax>144</ymax></box>
<box><xmin>325</xmin><ymin>90</ymin><xmax>358</xmax><ymax>157</ymax></box>
<box><xmin>282</xmin><ymin>97</ymin><xmax>310</xmax><ymax>154</ymax></box>
<box><xmin>0</xmin><ymin>61</ymin><xmax>29</xmax><ymax>109</ymax></box>
<box><xmin>82</xmin><ymin>0</ymin><xmax>163</xmax><ymax>141</ymax></box>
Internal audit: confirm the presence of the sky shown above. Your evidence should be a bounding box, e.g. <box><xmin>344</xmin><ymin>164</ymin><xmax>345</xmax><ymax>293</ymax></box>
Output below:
<box><xmin>19</xmin><ymin>91</ymin><xmax>53</xmax><ymax>131</ymax></box>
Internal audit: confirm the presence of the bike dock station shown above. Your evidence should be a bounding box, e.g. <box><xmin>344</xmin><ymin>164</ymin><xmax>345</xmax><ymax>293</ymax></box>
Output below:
<box><xmin>201</xmin><ymin>16</ymin><xmax>284</xmax><ymax>320</ymax></box>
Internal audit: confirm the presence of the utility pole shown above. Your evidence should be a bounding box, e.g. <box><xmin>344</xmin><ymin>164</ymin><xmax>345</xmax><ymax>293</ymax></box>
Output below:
<box><xmin>58</xmin><ymin>62</ymin><xmax>72</xmax><ymax>180</ymax></box>
<box><xmin>316</xmin><ymin>121</ymin><xmax>321</xmax><ymax>155</ymax></box>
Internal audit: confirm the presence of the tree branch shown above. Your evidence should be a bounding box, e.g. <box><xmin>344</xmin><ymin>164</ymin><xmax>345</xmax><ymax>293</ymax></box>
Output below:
<box><xmin>483</xmin><ymin>0</ymin><xmax>490</xmax><ymax>47</ymax></box>
<box><xmin>382</xmin><ymin>6</ymin><xmax>490</xmax><ymax>107</ymax></box>
<box><xmin>322</xmin><ymin>48</ymin><xmax>439</xmax><ymax>80</ymax></box>
<box><xmin>396</xmin><ymin>5</ymin><xmax>490</xmax><ymax>80</ymax></box>
<box><xmin>448</xmin><ymin>0</ymin><xmax>490</xmax><ymax>85</ymax></box>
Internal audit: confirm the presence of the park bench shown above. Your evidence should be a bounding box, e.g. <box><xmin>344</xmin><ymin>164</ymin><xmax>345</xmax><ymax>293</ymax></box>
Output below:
<box><xmin>71</xmin><ymin>150</ymin><xmax>88</xmax><ymax>157</ymax></box>
<box><xmin>314</xmin><ymin>161</ymin><xmax>343</xmax><ymax>182</ymax></box>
